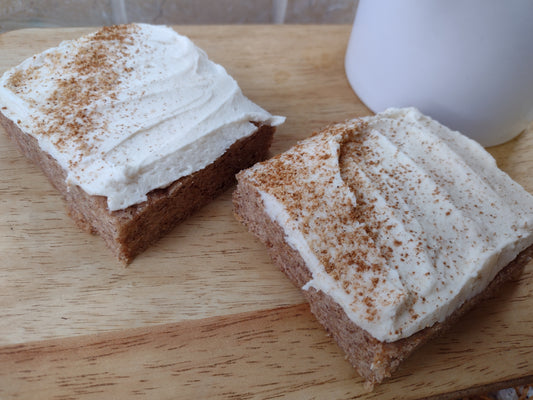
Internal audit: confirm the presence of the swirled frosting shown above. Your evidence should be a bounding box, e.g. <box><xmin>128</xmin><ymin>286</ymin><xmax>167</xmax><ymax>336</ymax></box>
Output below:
<box><xmin>0</xmin><ymin>24</ymin><xmax>284</xmax><ymax>210</ymax></box>
<box><xmin>242</xmin><ymin>107</ymin><xmax>533</xmax><ymax>342</ymax></box>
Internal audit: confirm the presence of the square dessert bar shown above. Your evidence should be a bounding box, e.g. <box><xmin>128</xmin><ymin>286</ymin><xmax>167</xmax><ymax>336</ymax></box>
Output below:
<box><xmin>233</xmin><ymin>107</ymin><xmax>533</xmax><ymax>385</ymax></box>
<box><xmin>0</xmin><ymin>23</ymin><xmax>283</xmax><ymax>263</ymax></box>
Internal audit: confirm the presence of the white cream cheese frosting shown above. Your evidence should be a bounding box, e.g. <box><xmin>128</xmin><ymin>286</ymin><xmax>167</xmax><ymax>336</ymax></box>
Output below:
<box><xmin>242</xmin><ymin>107</ymin><xmax>533</xmax><ymax>342</ymax></box>
<box><xmin>0</xmin><ymin>23</ymin><xmax>284</xmax><ymax>211</ymax></box>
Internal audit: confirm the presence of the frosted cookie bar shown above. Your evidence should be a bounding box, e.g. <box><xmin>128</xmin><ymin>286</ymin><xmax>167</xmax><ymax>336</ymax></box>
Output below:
<box><xmin>233</xmin><ymin>107</ymin><xmax>533</xmax><ymax>384</ymax></box>
<box><xmin>0</xmin><ymin>23</ymin><xmax>284</xmax><ymax>263</ymax></box>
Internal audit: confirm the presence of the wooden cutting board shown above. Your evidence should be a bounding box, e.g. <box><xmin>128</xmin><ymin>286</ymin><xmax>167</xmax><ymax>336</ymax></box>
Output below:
<box><xmin>0</xmin><ymin>25</ymin><xmax>532</xmax><ymax>400</ymax></box>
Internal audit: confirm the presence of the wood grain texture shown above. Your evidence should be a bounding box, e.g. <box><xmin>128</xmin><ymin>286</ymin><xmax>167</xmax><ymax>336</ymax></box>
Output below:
<box><xmin>0</xmin><ymin>25</ymin><xmax>532</xmax><ymax>399</ymax></box>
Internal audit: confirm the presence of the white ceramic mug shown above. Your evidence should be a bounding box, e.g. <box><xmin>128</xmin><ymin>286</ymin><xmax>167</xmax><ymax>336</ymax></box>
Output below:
<box><xmin>345</xmin><ymin>0</ymin><xmax>533</xmax><ymax>147</ymax></box>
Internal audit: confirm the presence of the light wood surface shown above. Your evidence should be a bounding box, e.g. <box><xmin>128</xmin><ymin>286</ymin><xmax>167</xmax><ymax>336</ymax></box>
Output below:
<box><xmin>0</xmin><ymin>25</ymin><xmax>532</xmax><ymax>399</ymax></box>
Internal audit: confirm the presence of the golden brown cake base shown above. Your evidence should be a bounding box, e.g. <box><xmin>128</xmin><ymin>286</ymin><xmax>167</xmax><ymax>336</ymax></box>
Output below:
<box><xmin>1</xmin><ymin>111</ymin><xmax>275</xmax><ymax>263</ymax></box>
<box><xmin>233</xmin><ymin>178</ymin><xmax>533</xmax><ymax>386</ymax></box>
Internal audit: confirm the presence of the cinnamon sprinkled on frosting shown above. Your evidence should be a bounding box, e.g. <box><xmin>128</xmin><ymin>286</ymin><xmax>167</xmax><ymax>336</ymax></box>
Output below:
<box><xmin>7</xmin><ymin>25</ymin><xmax>139</xmax><ymax>165</ymax></box>
<box><xmin>241</xmin><ymin>107</ymin><xmax>533</xmax><ymax>341</ymax></box>
<box><xmin>0</xmin><ymin>23</ymin><xmax>284</xmax><ymax>210</ymax></box>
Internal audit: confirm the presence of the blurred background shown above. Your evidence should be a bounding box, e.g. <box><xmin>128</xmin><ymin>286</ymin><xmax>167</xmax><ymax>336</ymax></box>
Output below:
<box><xmin>0</xmin><ymin>0</ymin><xmax>358</xmax><ymax>33</ymax></box>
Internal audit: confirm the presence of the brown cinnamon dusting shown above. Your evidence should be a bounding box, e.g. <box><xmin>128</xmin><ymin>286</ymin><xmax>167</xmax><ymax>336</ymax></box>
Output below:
<box><xmin>247</xmin><ymin>120</ymin><xmax>403</xmax><ymax>322</ymax></box>
<box><xmin>7</xmin><ymin>69</ymin><xmax>25</xmax><ymax>89</ymax></box>
<box><xmin>246</xmin><ymin>112</ymin><xmax>504</xmax><ymax>327</ymax></box>
<box><xmin>246</xmin><ymin>113</ymin><xmax>478</xmax><ymax>325</ymax></box>
<box><xmin>6</xmin><ymin>24</ymin><xmax>141</xmax><ymax>166</ymax></box>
